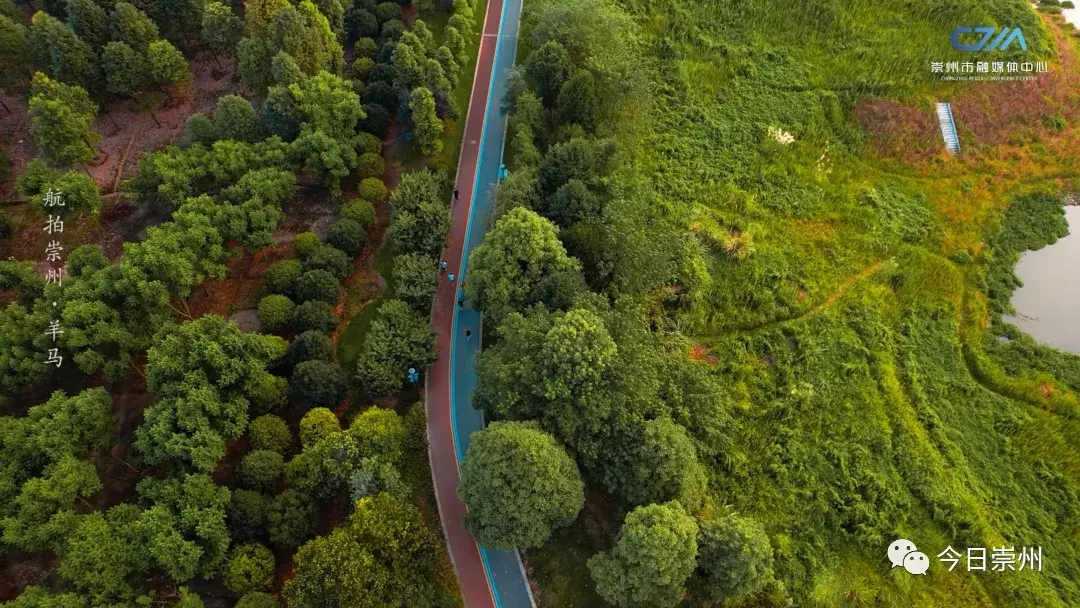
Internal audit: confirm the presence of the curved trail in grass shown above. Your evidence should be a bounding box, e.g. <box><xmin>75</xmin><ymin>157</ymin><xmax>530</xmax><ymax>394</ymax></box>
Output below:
<box><xmin>700</xmin><ymin>260</ymin><xmax>887</xmax><ymax>345</ymax></box>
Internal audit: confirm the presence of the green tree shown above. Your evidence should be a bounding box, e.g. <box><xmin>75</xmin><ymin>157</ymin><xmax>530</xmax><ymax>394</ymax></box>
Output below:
<box><xmin>391</xmin><ymin>253</ymin><xmax>438</xmax><ymax>312</ymax></box>
<box><xmin>268</xmin><ymin>488</ymin><xmax>315</xmax><ymax>548</ymax></box>
<box><xmin>27</xmin><ymin>387</ymin><xmax>114</xmax><ymax>461</ymax></box>
<box><xmin>110</xmin><ymin>2</ymin><xmax>158</xmax><ymax>50</ymax></box>
<box><xmin>258</xmin><ymin>294</ymin><xmax>296</xmax><ymax>332</ymax></box>
<box><xmin>22</xmin><ymin>168</ymin><xmax>102</xmax><ymax>216</ymax></box>
<box><xmin>29</xmin><ymin>11</ymin><xmax>100</xmax><ymax>89</ymax></box>
<box><xmin>237</xmin><ymin>36</ymin><xmax>274</xmax><ymax>95</ymax></box>
<box><xmin>288</xmin><ymin>330</ymin><xmax>334</xmax><ymax>365</ymax></box>
<box><xmin>270</xmin><ymin>1</ymin><xmax>344</xmax><ymax>76</ymax></box>
<box><xmin>147</xmin><ymin>39</ymin><xmax>190</xmax><ymax>90</ymax></box>
<box><xmin>136</xmin><ymin>474</ymin><xmax>232</xmax><ymax>582</ymax></box>
<box><xmin>229</xmin><ymin>489</ymin><xmax>273</xmax><ymax>542</ymax></box>
<box><xmin>245</xmin><ymin>0</ymin><xmax>290</xmax><ymax>37</ymax></box>
<box><xmin>347</xmin><ymin>492</ymin><xmax>440</xmax><ymax>604</ymax></box>
<box><xmin>327</xmin><ymin>218</ymin><xmax>365</xmax><ymax>256</ymax></box>
<box><xmin>347</xmin><ymin>406</ymin><xmax>407</xmax><ymax>464</ymax></box>
<box><xmin>66</xmin><ymin>0</ymin><xmax>107</xmax><ymax>50</ymax></box>
<box><xmin>409</xmin><ymin>86</ymin><xmax>443</xmax><ymax>156</ymax></box>
<box><xmin>266</xmin><ymin>259</ymin><xmax>303</xmax><ymax>297</ymax></box>
<box><xmin>250</xmin><ymin>414</ymin><xmax>292</xmax><ymax>453</ymax></box>
<box><xmin>202</xmin><ymin>1</ymin><xmax>242</xmax><ymax>58</ymax></box>
<box><xmin>58</xmin><ymin>503</ymin><xmax>146</xmax><ymax>604</ymax></box>
<box><xmin>135</xmin><ymin>316</ymin><xmax>285</xmax><ymax>471</ymax></box>
<box><xmin>283</xmin><ymin>492</ymin><xmax>439</xmax><ymax>608</ymax></box>
<box><xmin>526</xmin><ymin>40</ymin><xmax>571</xmax><ymax>107</ymax></box>
<box><xmin>295</xmin><ymin>268</ymin><xmax>341</xmax><ymax>304</ymax></box>
<box><xmin>1</xmin><ymin>454</ymin><xmax>101</xmax><ymax>550</ymax></box>
<box><xmin>357</xmin><ymin>178</ymin><xmax>387</xmax><ymax>203</ymax></box>
<box><xmin>299</xmin><ymin>407</ymin><xmax>340</xmax><ymax>447</ymax></box>
<box><xmin>355</xmin><ymin>299</ymin><xmax>436</xmax><ymax>396</ymax></box>
<box><xmin>588</xmin><ymin>502</ymin><xmax>699</xmax><ymax>608</ymax></box>
<box><xmin>465</xmin><ymin>207</ymin><xmax>581</xmax><ymax>324</ymax></box>
<box><xmin>302</xmin><ymin>244</ymin><xmax>351</xmax><ymax>279</ymax></box>
<box><xmin>224</xmin><ymin>543</ymin><xmax>275</xmax><ymax>594</ymax></box>
<box><xmin>102</xmin><ymin>41</ymin><xmax>149</xmax><ymax>97</ymax></box>
<box><xmin>605</xmin><ymin>417</ymin><xmax>707</xmax><ymax>511</ymax></box>
<box><xmin>291</xmin><ymin>360</ymin><xmax>347</xmax><ymax>409</ymax></box>
<box><xmin>0</xmin><ymin>587</ymin><xmax>87</xmax><ymax>608</ymax></box>
<box><xmin>341</xmin><ymin>199</ymin><xmax>376</xmax><ymax>230</ymax></box>
<box><xmin>0</xmin><ymin>16</ymin><xmax>30</xmax><ymax>90</ymax></box>
<box><xmin>557</xmin><ymin>69</ymin><xmax>601</xmax><ymax>131</ymax></box>
<box><xmin>282</xmin><ymin>527</ymin><xmax>389</xmax><ymax>608</ymax></box>
<box><xmin>459</xmin><ymin>421</ymin><xmax>584</xmax><ymax>549</ymax></box>
<box><xmin>387</xmin><ymin>192</ymin><xmax>448</xmax><ymax>258</ymax></box>
<box><xmin>213</xmin><ymin>94</ymin><xmax>261</xmax><ymax>142</ymax></box>
<box><xmin>28</xmin><ymin>71</ymin><xmax>99</xmax><ymax>167</ymax></box>
<box><xmin>239</xmin><ymin>449</ymin><xmax>285</xmax><ymax>491</ymax></box>
<box><xmin>271</xmin><ymin>50</ymin><xmax>304</xmax><ymax>86</ymax></box>
<box><xmin>695</xmin><ymin>515</ymin><xmax>775</xmax><ymax>603</ymax></box>
<box><xmin>292</xmin><ymin>300</ymin><xmax>339</xmax><ymax>334</ymax></box>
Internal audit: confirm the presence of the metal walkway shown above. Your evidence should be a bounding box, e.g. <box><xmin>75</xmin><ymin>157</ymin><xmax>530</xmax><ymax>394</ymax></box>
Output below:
<box><xmin>935</xmin><ymin>102</ymin><xmax>961</xmax><ymax>155</ymax></box>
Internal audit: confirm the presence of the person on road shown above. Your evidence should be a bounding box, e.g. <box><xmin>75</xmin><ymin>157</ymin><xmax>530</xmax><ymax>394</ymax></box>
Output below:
<box><xmin>448</xmin><ymin>273</ymin><xmax>455</xmax><ymax>283</ymax></box>
<box><xmin>440</xmin><ymin>260</ymin><xmax>447</xmax><ymax>272</ymax></box>
<box><xmin>454</xmin><ymin>188</ymin><xmax>459</xmax><ymax>202</ymax></box>
<box><xmin>465</xmin><ymin>329</ymin><xmax>471</xmax><ymax>341</ymax></box>
<box><xmin>458</xmin><ymin>295</ymin><xmax>464</xmax><ymax>308</ymax></box>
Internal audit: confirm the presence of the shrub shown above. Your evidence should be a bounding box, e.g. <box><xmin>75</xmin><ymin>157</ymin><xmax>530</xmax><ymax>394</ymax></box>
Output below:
<box><xmin>1039</xmin><ymin>4</ymin><xmax>1063</xmax><ymax>12</ymax></box>
<box><xmin>1063</xmin><ymin>0</ymin><xmax>1075</xmax><ymax>7</ymax></box>
<box><xmin>288</xmin><ymin>331</ymin><xmax>334</xmax><ymax>365</ymax></box>
<box><xmin>265</xmin><ymin>259</ymin><xmax>302</xmax><ymax>297</ymax></box>
<box><xmin>353</xmin><ymin>37</ymin><xmax>377</xmax><ymax>58</ymax></box>
<box><xmin>357</xmin><ymin>177</ymin><xmax>388</xmax><ymax>202</ymax></box>
<box><xmin>236</xmin><ymin>592</ymin><xmax>280</xmax><ymax>608</ymax></box>
<box><xmin>229</xmin><ymin>489</ymin><xmax>273</xmax><ymax>542</ymax></box>
<box><xmin>356</xmin><ymin>152</ymin><xmax>385</xmax><ymax>178</ymax></box>
<box><xmin>352</xmin><ymin>57</ymin><xmax>375</xmax><ymax>77</ymax></box>
<box><xmin>249</xmin><ymin>374</ymin><xmax>289</xmax><ymax>415</ymax></box>
<box><xmin>303</xmin><ymin>245</ymin><xmax>351</xmax><ymax>280</ymax></box>
<box><xmin>341</xmin><ymin>198</ymin><xmax>376</xmax><ymax>228</ymax></box>
<box><xmin>299</xmin><ymin>407</ymin><xmax>341</xmax><ymax>448</ymax></box>
<box><xmin>292</xmin><ymin>301</ymin><xmax>339</xmax><ymax>334</ymax></box>
<box><xmin>224</xmin><ymin>543</ymin><xmax>275</xmax><ymax>594</ymax></box>
<box><xmin>269</xmin><ymin>489</ymin><xmax>315</xmax><ymax>548</ymax></box>
<box><xmin>250</xmin><ymin>414</ymin><xmax>292</xmax><ymax>453</ymax></box>
<box><xmin>294</xmin><ymin>232</ymin><xmax>321</xmax><ymax>259</ymax></box>
<box><xmin>240</xmin><ymin>450</ymin><xmax>285</xmax><ymax>492</ymax></box>
<box><xmin>356</xmin><ymin>133</ymin><xmax>382</xmax><ymax>155</ymax></box>
<box><xmin>295</xmin><ymin>269</ymin><xmax>341</xmax><ymax>304</ymax></box>
<box><xmin>327</xmin><ymin>219</ymin><xmax>366</xmax><ymax>256</ymax></box>
<box><xmin>291</xmin><ymin>361</ymin><xmax>348</xmax><ymax>409</ymax></box>
<box><xmin>257</xmin><ymin>294</ymin><xmax>296</xmax><ymax>332</ymax></box>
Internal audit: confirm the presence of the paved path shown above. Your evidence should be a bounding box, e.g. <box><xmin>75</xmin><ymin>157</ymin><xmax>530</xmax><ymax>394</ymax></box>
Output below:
<box><xmin>425</xmin><ymin>0</ymin><xmax>532</xmax><ymax>604</ymax></box>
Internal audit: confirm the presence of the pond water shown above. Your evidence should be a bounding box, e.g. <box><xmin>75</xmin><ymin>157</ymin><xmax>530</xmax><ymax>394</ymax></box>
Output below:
<box><xmin>1005</xmin><ymin>206</ymin><xmax>1080</xmax><ymax>353</ymax></box>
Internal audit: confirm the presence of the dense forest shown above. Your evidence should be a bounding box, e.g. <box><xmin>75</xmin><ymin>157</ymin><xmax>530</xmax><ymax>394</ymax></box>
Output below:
<box><xmin>1</xmin><ymin>0</ymin><xmax>1079</xmax><ymax>606</ymax></box>
<box><xmin>0</xmin><ymin>0</ymin><xmax>477</xmax><ymax>604</ymax></box>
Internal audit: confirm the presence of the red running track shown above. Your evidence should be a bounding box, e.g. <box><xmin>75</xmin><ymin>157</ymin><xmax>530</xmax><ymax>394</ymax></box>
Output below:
<box><xmin>425</xmin><ymin>0</ymin><xmax>503</xmax><ymax>605</ymax></box>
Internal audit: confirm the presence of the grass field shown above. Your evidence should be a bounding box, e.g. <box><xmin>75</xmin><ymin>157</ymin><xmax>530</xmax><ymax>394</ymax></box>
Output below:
<box><xmin>519</xmin><ymin>0</ymin><xmax>1080</xmax><ymax>606</ymax></box>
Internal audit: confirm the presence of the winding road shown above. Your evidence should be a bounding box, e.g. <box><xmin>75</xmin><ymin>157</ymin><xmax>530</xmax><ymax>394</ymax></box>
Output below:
<box><xmin>425</xmin><ymin>0</ymin><xmax>533</xmax><ymax>605</ymax></box>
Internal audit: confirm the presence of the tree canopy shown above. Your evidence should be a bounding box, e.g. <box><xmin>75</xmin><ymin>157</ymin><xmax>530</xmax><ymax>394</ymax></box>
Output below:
<box><xmin>459</xmin><ymin>421</ymin><xmax>584</xmax><ymax>549</ymax></box>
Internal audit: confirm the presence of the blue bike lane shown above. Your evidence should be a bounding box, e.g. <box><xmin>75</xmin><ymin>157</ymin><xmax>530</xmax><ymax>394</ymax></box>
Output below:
<box><xmin>448</xmin><ymin>0</ymin><xmax>534</xmax><ymax>605</ymax></box>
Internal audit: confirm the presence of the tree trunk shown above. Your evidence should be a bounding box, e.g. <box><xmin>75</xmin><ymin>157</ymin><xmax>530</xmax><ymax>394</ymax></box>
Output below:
<box><xmin>0</xmin><ymin>98</ymin><xmax>9</xmax><ymax>114</ymax></box>
<box><xmin>150</xmin><ymin>112</ymin><xmax>162</xmax><ymax>128</ymax></box>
